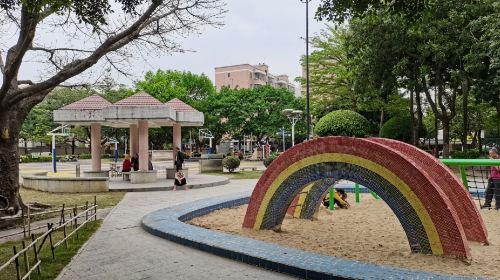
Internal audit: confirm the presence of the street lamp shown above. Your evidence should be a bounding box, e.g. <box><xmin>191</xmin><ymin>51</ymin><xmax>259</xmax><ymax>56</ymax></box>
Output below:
<box><xmin>282</xmin><ymin>109</ymin><xmax>303</xmax><ymax>147</ymax></box>
<box><xmin>300</xmin><ymin>0</ymin><xmax>311</xmax><ymax>140</ymax></box>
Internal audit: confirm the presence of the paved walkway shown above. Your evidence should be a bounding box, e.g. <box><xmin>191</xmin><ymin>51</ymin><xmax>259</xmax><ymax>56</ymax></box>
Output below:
<box><xmin>57</xmin><ymin>180</ymin><xmax>293</xmax><ymax>280</ymax></box>
<box><xmin>109</xmin><ymin>174</ymin><xmax>229</xmax><ymax>192</ymax></box>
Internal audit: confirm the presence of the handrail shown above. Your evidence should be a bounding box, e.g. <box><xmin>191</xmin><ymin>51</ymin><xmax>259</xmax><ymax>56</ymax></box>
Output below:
<box><xmin>441</xmin><ymin>158</ymin><xmax>499</xmax><ymax>189</ymax></box>
<box><xmin>441</xmin><ymin>158</ymin><xmax>500</xmax><ymax>166</ymax></box>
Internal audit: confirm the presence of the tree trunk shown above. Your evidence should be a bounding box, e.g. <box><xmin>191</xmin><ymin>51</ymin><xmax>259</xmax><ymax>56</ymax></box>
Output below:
<box><xmin>434</xmin><ymin>115</ymin><xmax>439</xmax><ymax>158</ymax></box>
<box><xmin>409</xmin><ymin>88</ymin><xmax>416</xmax><ymax>146</ymax></box>
<box><xmin>379</xmin><ymin>107</ymin><xmax>385</xmax><ymax>135</ymax></box>
<box><xmin>478</xmin><ymin>130</ymin><xmax>482</xmax><ymax>153</ymax></box>
<box><xmin>461</xmin><ymin>86</ymin><xmax>469</xmax><ymax>151</ymax></box>
<box><xmin>71</xmin><ymin>137</ymin><xmax>75</xmax><ymax>155</ymax></box>
<box><xmin>442</xmin><ymin>120</ymin><xmax>450</xmax><ymax>158</ymax></box>
<box><xmin>416</xmin><ymin>90</ymin><xmax>423</xmax><ymax>145</ymax></box>
<box><xmin>0</xmin><ymin>105</ymin><xmax>25</xmax><ymax>214</ymax></box>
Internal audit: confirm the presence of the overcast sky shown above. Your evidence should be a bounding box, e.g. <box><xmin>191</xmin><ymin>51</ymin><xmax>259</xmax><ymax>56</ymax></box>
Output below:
<box><xmin>7</xmin><ymin>0</ymin><xmax>327</xmax><ymax>87</ymax></box>
<box><xmin>120</xmin><ymin>0</ymin><xmax>326</xmax><ymax>86</ymax></box>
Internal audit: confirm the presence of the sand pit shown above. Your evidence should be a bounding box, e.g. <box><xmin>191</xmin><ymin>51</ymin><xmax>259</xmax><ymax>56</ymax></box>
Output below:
<box><xmin>189</xmin><ymin>194</ymin><xmax>500</xmax><ymax>278</ymax></box>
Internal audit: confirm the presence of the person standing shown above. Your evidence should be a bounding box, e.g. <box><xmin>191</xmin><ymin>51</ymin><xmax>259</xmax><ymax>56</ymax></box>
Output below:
<box><xmin>131</xmin><ymin>153</ymin><xmax>139</xmax><ymax>171</ymax></box>
<box><xmin>174</xmin><ymin>147</ymin><xmax>184</xmax><ymax>172</ymax></box>
<box><xmin>483</xmin><ymin>148</ymin><xmax>500</xmax><ymax>209</ymax></box>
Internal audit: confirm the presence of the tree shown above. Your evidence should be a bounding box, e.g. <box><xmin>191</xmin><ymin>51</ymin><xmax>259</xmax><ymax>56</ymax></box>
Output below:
<box><xmin>0</xmin><ymin>0</ymin><xmax>224</xmax><ymax>214</ymax></box>
<box><xmin>136</xmin><ymin>70</ymin><xmax>215</xmax><ymax>106</ymax></box>
<box><xmin>315</xmin><ymin>110</ymin><xmax>370</xmax><ymax>137</ymax></box>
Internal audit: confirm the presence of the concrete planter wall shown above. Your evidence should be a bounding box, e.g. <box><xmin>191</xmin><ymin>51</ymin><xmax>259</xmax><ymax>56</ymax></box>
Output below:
<box><xmin>130</xmin><ymin>170</ymin><xmax>158</xmax><ymax>184</ymax></box>
<box><xmin>83</xmin><ymin>170</ymin><xmax>110</xmax><ymax>178</ymax></box>
<box><xmin>23</xmin><ymin>176</ymin><xmax>109</xmax><ymax>193</ymax></box>
<box><xmin>199</xmin><ymin>159</ymin><xmax>223</xmax><ymax>173</ymax></box>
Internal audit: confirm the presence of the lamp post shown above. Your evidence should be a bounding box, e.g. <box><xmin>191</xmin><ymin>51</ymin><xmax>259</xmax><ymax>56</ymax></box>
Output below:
<box><xmin>282</xmin><ymin>109</ymin><xmax>303</xmax><ymax>146</ymax></box>
<box><xmin>300</xmin><ymin>0</ymin><xmax>311</xmax><ymax>140</ymax></box>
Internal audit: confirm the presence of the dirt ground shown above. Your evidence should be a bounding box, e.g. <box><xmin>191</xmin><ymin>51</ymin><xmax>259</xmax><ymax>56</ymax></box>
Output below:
<box><xmin>189</xmin><ymin>194</ymin><xmax>500</xmax><ymax>279</ymax></box>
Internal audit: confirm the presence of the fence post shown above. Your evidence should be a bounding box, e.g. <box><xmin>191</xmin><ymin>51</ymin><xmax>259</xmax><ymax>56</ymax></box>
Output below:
<box><xmin>459</xmin><ymin>165</ymin><xmax>469</xmax><ymax>189</ymax></box>
<box><xmin>74</xmin><ymin>206</ymin><xmax>79</xmax><ymax>240</ymax></box>
<box><xmin>85</xmin><ymin>201</ymin><xmax>89</xmax><ymax>226</ymax></box>
<box><xmin>31</xmin><ymin>234</ymin><xmax>41</xmax><ymax>274</ymax></box>
<box><xmin>22</xmin><ymin>208</ymin><xmax>26</xmax><ymax>238</ymax></box>
<box><xmin>94</xmin><ymin>196</ymin><xmax>97</xmax><ymax>221</ymax></box>
<box><xmin>355</xmin><ymin>183</ymin><xmax>360</xmax><ymax>203</ymax></box>
<box><xmin>59</xmin><ymin>204</ymin><xmax>65</xmax><ymax>226</ymax></box>
<box><xmin>13</xmin><ymin>246</ymin><xmax>21</xmax><ymax>280</ymax></box>
<box><xmin>328</xmin><ymin>188</ymin><xmax>334</xmax><ymax>210</ymax></box>
<box><xmin>27</xmin><ymin>206</ymin><xmax>31</xmax><ymax>237</ymax></box>
<box><xmin>48</xmin><ymin>224</ymin><xmax>55</xmax><ymax>260</ymax></box>
<box><xmin>21</xmin><ymin>240</ymin><xmax>30</xmax><ymax>278</ymax></box>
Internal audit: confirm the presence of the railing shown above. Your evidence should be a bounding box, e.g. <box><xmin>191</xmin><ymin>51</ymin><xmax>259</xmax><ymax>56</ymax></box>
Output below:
<box><xmin>0</xmin><ymin>200</ymin><xmax>98</xmax><ymax>280</ymax></box>
<box><xmin>441</xmin><ymin>159</ymin><xmax>499</xmax><ymax>207</ymax></box>
<box><xmin>0</xmin><ymin>197</ymin><xmax>97</xmax><ymax>240</ymax></box>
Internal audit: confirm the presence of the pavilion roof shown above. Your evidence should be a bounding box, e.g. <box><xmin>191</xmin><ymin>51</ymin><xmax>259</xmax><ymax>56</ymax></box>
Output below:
<box><xmin>112</xmin><ymin>91</ymin><xmax>164</xmax><ymax>107</ymax></box>
<box><xmin>165</xmin><ymin>98</ymin><xmax>198</xmax><ymax>112</ymax></box>
<box><xmin>60</xmin><ymin>94</ymin><xmax>111</xmax><ymax>110</ymax></box>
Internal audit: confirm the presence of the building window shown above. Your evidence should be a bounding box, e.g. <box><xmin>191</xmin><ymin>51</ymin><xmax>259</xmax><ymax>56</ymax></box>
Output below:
<box><xmin>250</xmin><ymin>73</ymin><xmax>252</xmax><ymax>79</ymax></box>
<box><xmin>228</xmin><ymin>73</ymin><xmax>231</xmax><ymax>78</ymax></box>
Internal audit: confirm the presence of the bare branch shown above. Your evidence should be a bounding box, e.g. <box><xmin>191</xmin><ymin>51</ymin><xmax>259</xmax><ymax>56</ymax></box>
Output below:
<box><xmin>0</xmin><ymin>52</ymin><xmax>4</xmax><ymax>75</ymax></box>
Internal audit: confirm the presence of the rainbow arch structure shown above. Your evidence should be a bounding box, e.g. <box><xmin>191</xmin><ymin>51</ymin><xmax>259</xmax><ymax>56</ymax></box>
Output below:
<box><xmin>243</xmin><ymin>137</ymin><xmax>488</xmax><ymax>259</ymax></box>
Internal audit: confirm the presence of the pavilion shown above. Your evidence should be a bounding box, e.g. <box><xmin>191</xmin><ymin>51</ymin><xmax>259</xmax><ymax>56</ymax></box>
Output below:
<box><xmin>53</xmin><ymin>92</ymin><xmax>203</xmax><ymax>181</ymax></box>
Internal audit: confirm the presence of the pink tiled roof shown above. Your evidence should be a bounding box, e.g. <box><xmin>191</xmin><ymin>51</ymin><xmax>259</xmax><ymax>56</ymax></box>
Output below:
<box><xmin>61</xmin><ymin>95</ymin><xmax>111</xmax><ymax>110</ymax></box>
<box><xmin>165</xmin><ymin>98</ymin><xmax>198</xmax><ymax>112</ymax></box>
<box><xmin>112</xmin><ymin>92</ymin><xmax>163</xmax><ymax>107</ymax></box>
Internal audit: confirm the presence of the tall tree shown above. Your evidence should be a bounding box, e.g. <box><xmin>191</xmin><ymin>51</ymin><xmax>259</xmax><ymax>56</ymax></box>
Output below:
<box><xmin>0</xmin><ymin>0</ymin><xmax>224</xmax><ymax>214</ymax></box>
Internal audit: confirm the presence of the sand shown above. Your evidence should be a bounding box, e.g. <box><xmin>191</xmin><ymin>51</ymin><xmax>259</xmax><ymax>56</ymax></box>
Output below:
<box><xmin>189</xmin><ymin>194</ymin><xmax>500</xmax><ymax>279</ymax></box>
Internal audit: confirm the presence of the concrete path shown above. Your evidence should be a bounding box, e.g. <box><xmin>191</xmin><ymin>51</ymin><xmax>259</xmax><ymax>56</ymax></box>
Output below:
<box><xmin>57</xmin><ymin>180</ymin><xmax>294</xmax><ymax>280</ymax></box>
<box><xmin>108</xmin><ymin>174</ymin><xmax>229</xmax><ymax>192</ymax></box>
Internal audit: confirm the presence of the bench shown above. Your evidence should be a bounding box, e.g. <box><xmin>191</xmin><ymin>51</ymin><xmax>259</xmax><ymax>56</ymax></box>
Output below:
<box><xmin>240</xmin><ymin>167</ymin><xmax>257</xmax><ymax>171</ymax></box>
<box><xmin>122</xmin><ymin>172</ymin><xmax>131</xmax><ymax>181</ymax></box>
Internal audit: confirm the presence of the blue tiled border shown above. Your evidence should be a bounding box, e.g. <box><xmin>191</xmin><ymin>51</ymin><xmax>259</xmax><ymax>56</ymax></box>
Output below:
<box><xmin>141</xmin><ymin>193</ymin><xmax>486</xmax><ymax>280</ymax></box>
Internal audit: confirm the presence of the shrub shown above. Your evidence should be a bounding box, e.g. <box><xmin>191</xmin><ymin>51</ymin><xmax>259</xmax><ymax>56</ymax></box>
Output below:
<box><xmin>264</xmin><ymin>153</ymin><xmax>279</xmax><ymax>167</ymax></box>
<box><xmin>222</xmin><ymin>156</ymin><xmax>241</xmax><ymax>172</ymax></box>
<box><xmin>451</xmin><ymin>150</ymin><xmax>481</xmax><ymax>159</ymax></box>
<box><xmin>192</xmin><ymin>152</ymin><xmax>201</xmax><ymax>158</ymax></box>
<box><xmin>315</xmin><ymin>110</ymin><xmax>370</xmax><ymax>137</ymax></box>
<box><xmin>78</xmin><ymin>153</ymin><xmax>91</xmax><ymax>159</ymax></box>
<box><xmin>380</xmin><ymin>115</ymin><xmax>412</xmax><ymax>142</ymax></box>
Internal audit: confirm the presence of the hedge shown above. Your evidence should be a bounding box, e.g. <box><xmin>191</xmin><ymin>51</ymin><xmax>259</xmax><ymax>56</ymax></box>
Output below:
<box><xmin>222</xmin><ymin>156</ymin><xmax>241</xmax><ymax>172</ymax></box>
<box><xmin>315</xmin><ymin>110</ymin><xmax>370</xmax><ymax>137</ymax></box>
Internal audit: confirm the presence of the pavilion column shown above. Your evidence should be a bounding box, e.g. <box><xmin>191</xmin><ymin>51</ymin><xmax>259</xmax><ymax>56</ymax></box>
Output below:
<box><xmin>138</xmin><ymin>120</ymin><xmax>149</xmax><ymax>170</ymax></box>
<box><xmin>90</xmin><ymin>123</ymin><xmax>102</xmax><ymax>172</ymax></box>
<box><xmin>172</xmin><ymin>123</ymin><xmax>181</xmax><ymax>165</ymax></box>
<box><xmin>129</xmin><ymin>124</ymin><xmax>139</xmax><ymax>156</ymax></box>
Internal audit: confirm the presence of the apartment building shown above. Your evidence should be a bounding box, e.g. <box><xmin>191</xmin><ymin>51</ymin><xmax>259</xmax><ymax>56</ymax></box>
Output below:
<box><xmin>215</xmin><ymin>63</ymin><xmax>296</xmax><ymax>92</ymax></box>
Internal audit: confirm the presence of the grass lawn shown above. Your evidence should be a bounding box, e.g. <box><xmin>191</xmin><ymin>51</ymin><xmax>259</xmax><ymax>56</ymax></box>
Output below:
<box><xmin>0</xmin><ymin>220</ymin><xmax>102</xmax><ymax>280</ymax></box>
<box><xmin>207</xmin><ymin>170</ymin><xmax>264</xmax><ymax>180</ymax></box>
<box><xmin>20</xmin><ymin>188</ymin><xmax>125</xmax><ymax>209</ymax></box>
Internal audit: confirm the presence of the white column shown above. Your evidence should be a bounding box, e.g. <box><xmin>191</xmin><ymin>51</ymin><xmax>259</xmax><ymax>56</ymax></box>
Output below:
<box><xmin>138</xmin><ymin>120</ymin><xmax>149</xmax><ymax>171</ymax></box>
<box><xmin>90</xmin><ymin>123</ymin><xmax>101</xmax><ymax>172</ymax></box>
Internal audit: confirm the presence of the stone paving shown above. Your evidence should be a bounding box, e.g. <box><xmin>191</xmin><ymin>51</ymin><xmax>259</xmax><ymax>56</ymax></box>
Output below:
<box><xmin>57</xmin><ymin>179</ymin><xmax>293</xmax><ymax>280</ymax></box>
<box><xmin>108</xmin><ymin>174</ymin><xmax>230</xmax><ymax>192</ymax></box>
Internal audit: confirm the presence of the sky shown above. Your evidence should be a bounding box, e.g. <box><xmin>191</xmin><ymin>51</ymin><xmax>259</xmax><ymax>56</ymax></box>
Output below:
<box><xmin>7</xmin><ymin>0</ymin><xmax>327</xmax><ymax>88</ymax></box>
<box><xmin>114</xmin><ymin>0</ymin><xmax>326</xmax><ymax>86</ymax></box>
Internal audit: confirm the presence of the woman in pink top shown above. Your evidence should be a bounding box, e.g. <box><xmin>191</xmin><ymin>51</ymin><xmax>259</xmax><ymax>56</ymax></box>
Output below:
<box><xmin>483</xmin><ymin>148</ymin><xmax>500</xmax><ymax>209</ymax></box>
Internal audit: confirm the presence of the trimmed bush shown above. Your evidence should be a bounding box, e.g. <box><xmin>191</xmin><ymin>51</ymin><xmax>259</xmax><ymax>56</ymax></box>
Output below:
<box><xmin>222</xmin><ymin>156</ymin><xmax>241</xmax><ymax>172</ymax></box>
<box><xmin>451</xmin><ymin>150</ymin><xmax>481</xmax><ymax>159</ymax></box>
<box><xmin>264</xmin><ymin>153</ymin><xmax>279</xmax><ymax>167</ymax></box>
<box><xmin>380</xmin><ymin>115</ymin><xmax>412</xmax><ymax>142</ymax></box>
<box><xmin>315</xmin><ymin>110</ymin><xmax>370</xmax><ymax>137</ymax></box>
<box><xmin>78</xmin><ymin>153</ymin><xmax>91</xmax><ymax>159</ymax></box>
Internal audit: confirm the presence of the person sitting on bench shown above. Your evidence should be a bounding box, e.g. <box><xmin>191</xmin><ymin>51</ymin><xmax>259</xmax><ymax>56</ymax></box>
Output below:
<box><xmin>122</xmin><ymin>154</ymin><xmax>131</xmax><ymax>173</ymax></box>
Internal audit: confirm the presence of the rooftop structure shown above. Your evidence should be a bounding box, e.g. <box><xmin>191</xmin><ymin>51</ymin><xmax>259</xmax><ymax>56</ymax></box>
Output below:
<box><xmin>214</xmin><ymin>63</ymin><xmax>296</xmax><ymax>92</ymax></box>
<box><xmin>54</xmin><ymin>92</ymin><xmax>203</xmax><ymax>178</ymax></box>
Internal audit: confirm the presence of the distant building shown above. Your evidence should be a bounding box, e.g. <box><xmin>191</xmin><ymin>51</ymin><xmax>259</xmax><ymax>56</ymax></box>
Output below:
<box><xmin>214</xmin><ymin>63</ymin><xmax>296</xmax><ymax>92</ymax></box>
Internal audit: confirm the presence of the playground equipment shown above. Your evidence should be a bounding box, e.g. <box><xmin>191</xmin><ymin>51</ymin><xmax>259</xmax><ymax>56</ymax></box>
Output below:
<box><xmin>199</xmin><ymin>128</ymin><xmax>214</xmax><ymax>154</ymax></box>
<box><xmin>243</xmin><ymin>137</ymin><xmax>487</xmax><ymax>259</ymax></box>
<box><xmin>46</xmin><ymin>124</ymin><xmax>71</xmax><ymax>173</ymax></box>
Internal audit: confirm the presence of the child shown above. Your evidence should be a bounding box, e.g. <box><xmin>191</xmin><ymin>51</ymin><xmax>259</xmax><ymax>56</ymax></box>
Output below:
<box><xmin>482</xmin><ymin>147</ymin><xmax>500</xmax><ymax>209</ymax></box>
<box><xmin>323</xmin><ymin>188</ymin><xmax>350</xmax><ymax>209</ymax></box>
<box><xmin>173</xmin><ymin>171</ymin><xmax>188</xmax><ymax>191</ymax></box>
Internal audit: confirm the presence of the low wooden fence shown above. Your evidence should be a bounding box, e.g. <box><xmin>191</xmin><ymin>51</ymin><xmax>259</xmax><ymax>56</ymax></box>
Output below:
<box><xmin>0</xmin><ymin>200</ymin><xmax>98</xmax><ymax>280</ymax></box>
<box><xmin>0</xmin><ymin>197</ymin><xmax>97</xmax><ymax>240</ymax></box>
